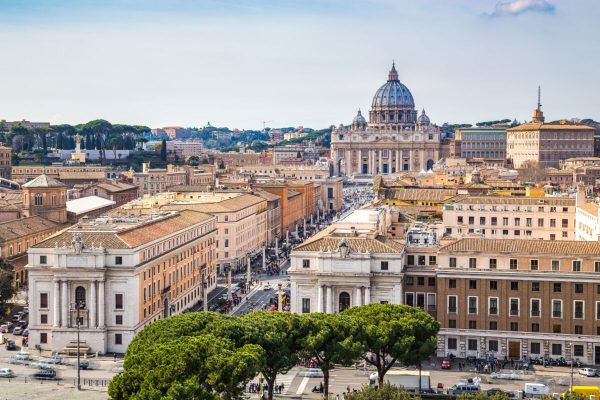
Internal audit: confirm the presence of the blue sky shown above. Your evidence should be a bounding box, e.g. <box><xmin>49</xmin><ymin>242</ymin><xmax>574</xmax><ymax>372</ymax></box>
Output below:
<box><xmin>0</xmin><ymin>0</ymin><xmax>598</xmax><ymax>130</ymax></box>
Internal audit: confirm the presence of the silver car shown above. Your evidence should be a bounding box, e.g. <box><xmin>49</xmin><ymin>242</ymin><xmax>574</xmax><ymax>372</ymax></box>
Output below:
<box><xmin>0</xmin><ymin>368</ymin><xmax>15</xmax><ymax>378</ymax></box>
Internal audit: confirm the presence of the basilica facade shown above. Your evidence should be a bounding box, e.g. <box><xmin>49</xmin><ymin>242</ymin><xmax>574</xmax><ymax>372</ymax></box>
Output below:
<box><xmin>331</xmin><ymin>63</ymin><xmax>443</xmax><ymax>175</ymax></box>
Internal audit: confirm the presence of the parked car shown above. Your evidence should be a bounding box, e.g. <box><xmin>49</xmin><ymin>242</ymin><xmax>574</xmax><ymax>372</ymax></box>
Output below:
<box><xmin>22</xmin><ymin>328</ymin><xmax>29</xmax><ymax>337</ymax></box>
<box><xmin>12</xmin><ymin>326</ymin><xmax>23</xmax><ymax>335</ymax></box>
<box><xmin>32</xmin><ymin>360</ymin><xmax>54</xmax><ymax>370</ymax></box>
<box><xmin>111</xmin><ymin>366</ymin><xmax>124</xmax><ymax>373</ymax></box>
<box><xmin>11</xmin><ymin>314</ymin><xmax>20</xmax><ymax>322</ymax></box>
<box><xmin>0</xmin><ymin>324</ymin><xmax>8</xmax><ymax>333</ymax></box>
<box><xmin>45</xmin><ymin>355</ymin><xmax>64</xmax><ymax>365</ymax></box>
<box><xmin>79</xmin><ymin>360</ymin><xmax>90</xmax><ymax>370</ymax></box>
<box><xmin>301</xmin><ymin>368</ymin><xmax>324</xmax><ymax>378</ymax></box>
<box><xmin>14</xmin><ymin>351</ymin><xmax>30</xmax><ymax>361</ymax></box>
<box><xmin>450</xmin><ymin>383</ymin><xmax>480</xmax><ymax>395</ymax></box>
<box><xmin>32</xmin><ymin>369</ymin><xmax>57</xmax><ymax>380</ymax></box>
<box><xmin>263</xmin><ymin>283</ymin><xmax>272</xmax><ymax>291</ymax></box>
<box><xmin>0</xmin><ymin>368</ymin><xmax>15</xmax><ymax>378</ymax></box>
<box><xmin>579</xmin><ymin>368</ymin><xmax>597</xmax><ymax>377</ymax></box>
<box><xmin>441</xmin><ymin>358</ymin><xmax>452</xmax><ymax>369</ymax></box>
<box><xmin>5</xmin><ymin>340</ymin><xmax>16</xmax><ymax>350</ymax></box>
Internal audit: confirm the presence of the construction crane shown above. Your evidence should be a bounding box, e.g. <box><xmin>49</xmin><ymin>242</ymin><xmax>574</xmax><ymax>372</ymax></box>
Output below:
<box><xmin>262</xmin><ymin>120</ymin><xmax>273</xmax><ymax>130</ymax></box>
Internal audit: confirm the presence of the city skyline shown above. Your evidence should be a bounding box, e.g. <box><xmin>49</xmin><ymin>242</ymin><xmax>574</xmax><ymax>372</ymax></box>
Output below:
<box><xmin>1</xmin><ymin>0</ymin><xmax>599</xmax><ymax>130</ymax></box>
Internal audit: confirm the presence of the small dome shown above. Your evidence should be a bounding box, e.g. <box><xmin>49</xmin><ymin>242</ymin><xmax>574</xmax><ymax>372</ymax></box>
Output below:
<box><xmin>417</xmin><ymin>109</ymin><xmax>430</xmax><ymax>125</ymax></box>
<box><xmin>371</xmin><ymin>62</ymin><xmax>415</xmax><ymax>108</ymax></box>
<box><xmin>353</xmin><ymin>109</ymin><xmax>367</xmax><ymax>125</ymax></box>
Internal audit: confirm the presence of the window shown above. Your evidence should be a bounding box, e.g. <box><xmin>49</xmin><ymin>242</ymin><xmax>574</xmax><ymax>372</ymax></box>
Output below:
<box><xmin>489</xmin><ymin>281</ymin><xmax>497</xmax><ymax>290</ymax></box>
<box><xmin>468</xmin><ymin>296</ymin><xmax>478</xmax><ymax>314</ymax></box>
<box><xmin>538</xmin><ymin>218</ymin><xmax>544</xmax><ymax>227</ymax></box>
<box><xmin>572</xmin><ymin>261</ymin><xmax>581</xmax><ymax>272</ymax></box>
<box><xmin>40</xmin><ymin>333</ymin><xmax>47</xmax><ymax>344</ymax></box>
<box><xmin>405</xmin><ymin>276</ymin><xmax>414</xmax><ymax>285</ymax></box>
<box><xmin>380</xmin><ymin>261</ymin><xmax>389</xmax><ymax>271</ymax></box>
<box><xmin>40</xmin><ymin>314</ymin><xmax>48</xmax><ymax>324</ymax></box>
<box><xmin>532</xmin><ymin>323</ymin><xmax>540</xmax><ymax>332</ymax></box>
<box><xmin>417</xmin><ymin>277</ymin><xmax>425</xmax><ymax>286</ymax></box>
<box><xmin>530</xmin><ymin>260</ymin><xmax>539</xmax><ymax>271</ymax></box>
<box><xmin>553</xmin><ymin>283</ymin><xmax>562</xmax><ymax>292</ymax></box>
<box><xmin>573</xmin><ymin>344</ymin><xmax>584</xmax><ymax>356</ymax></box>
<box><xmin>302</xmin><ymin>259</ymin><xmax>310</xmax><ymax>268</ymax></box>
<box><xmin>595</xmin><ymin>261</ymin><xmax>600</xmax><ymax>273</ymax></box>
<box><xmin>115</xmin><ymin>333</ymin><xmax>122</xmax><ymax>345</ymax></box>
<box><xmin>448</xmin><ymin>338</ymin><xmax>457</xmax><ymax>350</ymax></box>
<box><xmin>562</xmin><ymin>218</ymin><xmax>569</xmax><ymax>228</ymax></box>
<box><xmin>550</xmin><ymin>218</ymin><xmax>556</xmax><ymax>227</ymax></box>
<box><xmin>489</xmin><ymin>259</ymin><xmax>497</xmax><ymax>269</ymax></box>
<box><xmin>597</xmin><ymin>302</ymin><xmax>600</xmax><ymax>320</ymax></box>
<box><xmin>510</xmin><ymin>259</ymin><xmax>518</xmax><ymax>270</ymax></box>
<box><xmin>575</xmin><ymin>326</ymin><xmax>583</xmax><ymax>335</ymax></box>
<box><xmin>467</xmin><ymin>339</ymin><xmax>478</xmax><ymax>351</ymax></box>
<box><xmin>489</xmin><ymin>297</ymin><xmax>498</xmax><ymax>315</ymax></box>
<box><xmin>489</xmin><ymin>321</ymin><xmax>498</xmax><ymax>330</ymax></box>
<box><xmin>407</xmin><ymin>255</ymin><xmax>415</xmax><ymax>265</ymax></box>
<box><xmin>448</xmin><ymin>279</ymin><xmax>456</xmax><ymax>289</ymax></box>
<box><xmin>34</xmin><ymin>193</ymin><xmax>43</xmax><ymax>206</ymax></box>
<box><xmin>574</xmin><ymin>301</ymin><xmax>584</xmax><ymax>319</ymax></box>
<box><xmin>429</xmin><ymin>256</ymin><xmax>437</xmax><ymax>265</ymax></box>
<box><xmin>552</xmin><ymin>260</ymin><xmax>560</xmax><ymax>271</ymax></box>
<box><xmin>428</xmin><ymin>277</ymin><xmax>436</xmax><ymax>286</ymax></box>
<box><xmin>469</xmin><ymin>280</ymin><xmax>477</xmax><ymax>289</ymax></box>
<box><xmin>469</xmin><ymin>258</ymin><xmax>477</xmax><ymax>269</ymax></box>
<box><xmin>40</xmin><ymin>293</ymin><xmax>48</xmax><ymax>309</ymax></box>
<box><xmin>40</xmin><ymin>255</ymin><xmax>47</xmax><ymax>265</ymax></box>
<box><xmin>514</xmin><ymin>217</ymin><xmax>520</xmax><ymax>226</ymax></box>
<box><xmin>115</xmin><ymin>256</ymin><xmax>123</xmax><ymax>265</ymax></box>
<box><xmin>491</xmin><ymin>217</ymin><xmax>497</xmax><ymax>226</ymax></box>
<box><xmin>115</xmin><ymin>294</ymin><xmax>123</xmax><ymax>310</ymax></box>
<box><xmin>468</xmin><ymin>216</ymin><xmax>474</xmax><ymax>225</ymax></box>
<box><xmin>418</xmin><ymin>256</ymin><xmax>426</xmax><ymax>266</ymax></box>
<box><xmin>575</xmin><ymin>283</ymin><xmax>583</xmax><ymax>293</ymax></box>
<box><xmin>552</xmin><ymin>300</ymin><xmax>562</xmax><ymax>318</ymax></box>
<box><xmin>531</xmin><ymin>282</ymin><xmax>540</xmax><ymax>292</ymax></box>
<box><xmin>510</xmin><ymin>322</ymin><xmax>519</xmax><ymax>331</ymax></box>
<box><xmin>405</xmin><ymin>293</ymin><xmax>414</xmax><ymax>306</ymax></box>
<box><xmin>551</xmin><ymin>343</ymin><xmax>562</xmax><ymax>356</ymax></box>
<box><xmin>531</xmin><ymin>299</ymin><xmax>541</xmax><ymax>317</ymax></box>
<box><xmin>531</xmin><ymin>342</ymin><xmax>541</xmax><ymax>354</ymax></box>
<box><xmin>116</xmin><ymin>315</ymin><xmax>123</xmax><ymax>325</ymax></box>
<box><xmin>457</xmin><ymin>216</ymin><xmax>463</xmax><ymax>224</ymax></box>
<box><xmin>449</xmin><ymin>257</ymin><xmax>456</xmax><ymax>268</ymax></box>
<box><xmin>75</xmin><ymin>286</ymin><xmax>86</xmax><ymax>306</ymax></box>
<box><xmin>509</xmin><ymin>298</ymin><xmax>519</xmax><ymax>316</ymax></box>
<box><xmin>302</xmin><ymin>298</ymin><xmax>310</xmax><ymax>313</ymax></box>
<box><xmin>503</xmin><ymin>217</ymin><xmax>509</xmax><ymax>226</ymax></box>
<box><xmin>526</xmin><ymin>218</ymin><xmax>532</xmax><ymax>227</ymax></box>
<box><xmin>511</xmin><ymin>281</ymin><xmax>519</xmax><ymax>291</ymax></box>
<box><xmin>448</xmin><ymin>296</ymin><xmax>457</xmax><ymax>313</ymax></box>
<box><xmin>448</xmin><ymin>319</ymin><xmax>456</xmax><ymax>328</ymax></box>
<box><xmin>488</xmin><ymin>340</ymin><xmax>498</xmax><ymax>351</ymax></box>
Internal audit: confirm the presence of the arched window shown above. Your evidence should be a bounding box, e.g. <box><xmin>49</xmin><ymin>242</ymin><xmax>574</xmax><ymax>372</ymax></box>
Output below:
<box><xmin>34</xmin><ymin>193</ymin><xmax>43</xmax><ymax>206</ymax></box>
<box><xmin>339</xmin><ymin>292</ymin><xmax>351</xmax><ymax>312</ymax></box>
<box><xmin>75</xmin><ymin>286</ymin><xmax>86</xmax><ymax>307</ymax></box>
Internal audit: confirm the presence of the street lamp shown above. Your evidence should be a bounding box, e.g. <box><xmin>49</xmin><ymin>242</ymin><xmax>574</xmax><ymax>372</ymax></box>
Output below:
<box><xmin>72</xmin><ymin>300</ymin><xmax>85</xmax><ymax>391</ymax></box>
<box><xmin>277</xmin><ymin>283</ymin><xmax>283</xmax><ymax>312</ymax></box>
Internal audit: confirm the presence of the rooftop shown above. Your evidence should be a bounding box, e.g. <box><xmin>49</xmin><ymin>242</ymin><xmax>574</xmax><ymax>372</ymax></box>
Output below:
<box><xmin>67</xmin><ymin>196</ymin><xmax>116</xmax><ymax>215</ymax></box>
<box><xmin>0</xmin><ymin>216</ymin><xmax>61</xmax><ymax>243</ymax></box>
<box><xmin>22</xmin><ymin>174</ymin><xmax>66</xmax><ymax>188</ymax></box>
<box><xmin>441</xmin><ymin>237</ymin><xmax>600</xmax><ymax>256</ymax></box>
<box><xmin>294</xmin><ymin>236</ymin><xmax>404</xmax><ymax>254</ymax></box>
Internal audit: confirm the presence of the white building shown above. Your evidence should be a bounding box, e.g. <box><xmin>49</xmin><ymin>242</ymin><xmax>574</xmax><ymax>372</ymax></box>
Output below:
<box><xmin>27</xmin><ymin>210</ymin><xmax>217</xmax><ymax>354</ymax></box>
<box><xmin>166</xmin><ymin>141</ymin><xmax>205</xmax><ymax>158</ymax></box>
<box><xmin>289</xmin><ymin>208</ymin><xmax>405</xmax><ymax>314</ymax></box>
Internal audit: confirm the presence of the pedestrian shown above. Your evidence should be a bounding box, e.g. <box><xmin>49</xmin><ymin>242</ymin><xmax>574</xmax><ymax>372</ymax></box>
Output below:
<box><xmin>114</xmin><ymin>352</ymin><xmax>117</xmax><ymax>362</ymax></box>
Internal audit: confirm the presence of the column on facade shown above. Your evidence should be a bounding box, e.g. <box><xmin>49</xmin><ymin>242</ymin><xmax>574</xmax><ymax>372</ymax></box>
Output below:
<box><xmin>326</xmin><ymin>286</ymin><xmax>333</xmax><ymax>314</ymax></box>
<box><xmin>317</xmin><ymin>285</ymin><xmax>323</xmax><ymax>313</ymax></box>
<box><xmin>394</xmin><ymin>284</ymin><xmax>402</xmax><ymax>305</ymax></box>
<box><xmin>53</xmin><ymin>280</ymin><xmax>60</xmax><ymax>327</ymax></box>
<box><xmin>395</xmin><ymin>151</ymin><xmax>400</xmax><ymax>173</ymax></box>
<box><xmin>98</xmin><ymin>280</ymin><xmax>105</xmax><ymax>329</ymax></box>
<box><xmin>61</xmin><ymin>280</ymin><xmax>68</xmax><ymax>328</ymax></box>
<box><xmin>364</xmin><ymin>286</ymin><xmax>370</xmax><ymax>305</ymax></box>
<box><xmin>372</xmin><ymin>150</ymin><xmax>377</xmax><ymax>175</ymax></box>
<box><xmin>355</xmin><ymin>286</ymin><xmax>362</xmax><ymax>307</ymax></box>
<box><xmin>345</xmin><ymin>150</ymin><xmax>352</xmax><ymax>175</ymax></box>
<box><xmin>378</xmin><ymin>151</ymin><xmax>383</xmax><ymax>174</ymax></box>
<box><xmin>90</xmin><ymin>280</ymin><xmax>97</xmax><ymax>328</ymax></box>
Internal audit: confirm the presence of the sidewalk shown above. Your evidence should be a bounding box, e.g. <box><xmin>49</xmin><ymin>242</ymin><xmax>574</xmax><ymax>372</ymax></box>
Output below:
<box><xmin>230</xmin><ymin>282</ymin><xmax>263</xmax><ymax>314</ymax></box>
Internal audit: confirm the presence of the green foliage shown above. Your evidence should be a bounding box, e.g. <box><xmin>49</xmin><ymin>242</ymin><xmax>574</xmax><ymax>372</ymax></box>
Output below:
<box><xmin>345</xmin><ymin>383</ymin><xmax>418</xmax><ymax>400</ymax></box>
<box><xmin>458</xmin><ymin>392</ymin><xmax>511</xmax><ymax>400</ymax></box>
<box><xmin>0</xmin><ymin>259</ymin><xmax>15</xmax><ymax>314</ymax></box>
<box><xmin>343</xmin><ymin>304</ymin><xmax>439</xmax><ymax>387</ymax></box>
<box><xmin>160</xmin><ymin>139</ymin><xmax>167</xmax><ymax>161</ymax></box>
<box><xmin>475</xmin><ymin>119</ymin><xmax>511</xmax><ymax>127</ymax></box>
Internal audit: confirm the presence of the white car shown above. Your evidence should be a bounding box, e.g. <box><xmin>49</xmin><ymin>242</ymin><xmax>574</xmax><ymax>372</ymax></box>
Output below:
<box><xmin>14</xmin><ymin>351</ymin><xmax>30</xmax><ymax>361</ymax></box>
<box><xmin>0</xmin><ymin>368</ymin><xmax>15</xmax><ymax>378</ymax></box>
<box><xmin>579</xmin><ymin>368</ymin><xmax>597</xmax><ymax>377</ymax></box>
<box><xmin>301</xmin><ymin>368</ymin><xmax>324</xmax><ymax>378</ymax></box>
<box><xmin>263</xmin><ymin>283</ymin><xmax>271</xmax><ymax>291</ymax></box>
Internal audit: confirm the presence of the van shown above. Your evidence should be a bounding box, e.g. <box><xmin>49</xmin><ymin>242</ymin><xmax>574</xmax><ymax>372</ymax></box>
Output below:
<box><xmin>450</xmin><ymin>383</ymin><xmax>480</xmax><ymax>395</ymax></box>
<box><xmin>524</xmin><ymin>383</ymin><xmax>549</xmax><ymax>397</ymax></box>
<box><xmin>562</xmin><ymin>386</ymin><xmax>600</xmax><ymax>399</ymax></box>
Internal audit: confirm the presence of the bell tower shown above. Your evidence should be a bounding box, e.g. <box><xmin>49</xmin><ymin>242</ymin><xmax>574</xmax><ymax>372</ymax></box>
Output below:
<box><xmin>22</xmin><ymin>174</ymin><xmax>68</xmax><ymax>224</ymax></box>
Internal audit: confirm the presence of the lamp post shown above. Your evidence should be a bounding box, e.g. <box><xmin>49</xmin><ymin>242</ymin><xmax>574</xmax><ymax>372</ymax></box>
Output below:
<box><xmin>277</xmin><ymin>283</ymin><xmax>283</xmax><ymax>312</ymax></box>
<box><xmin>202</xmin><ymin>277</ymin><xmax>208</xmax><ymax>312</ymax></box>
<box><xmin>72</xmin><ymin>300</ymin><xmax>85</xmax><ymax>391</ymax></box>
<box><xmin>226</xmin><ymin>263</ymin><xmax>232</xmax><ymax>301</ymax></box>
<box><xmin>570</xmin><ymin>341</ymin><xmax>574</xmax><ymax>393</ymax></box>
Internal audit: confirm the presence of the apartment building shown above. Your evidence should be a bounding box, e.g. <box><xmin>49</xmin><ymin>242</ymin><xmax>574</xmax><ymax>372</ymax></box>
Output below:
<box><xmin>0</xmin><ymin>146</ymin><xmax>12</xmax><ymax>180</ymax></box>
<box><xmin>75</xmin><ymin>182</ymin><xmax>139</xmax><ymax>207</ymax></box>
<box><xmin>436</xmin><ymin>238</ymin><xmax>600</xmax><ymax>365</ymax></box>
<box><xmin>254</xmin><ymin>181</ymin><xmax>308</xmax><ymax>237</ymax></box>
<box><xmin>166</xmin><ymin>141</ymin><xmax>204</xmax><ymax>158</ymax></box>
<box><xmin>12</xmin><ymin>165</ymin><xmax>108</xmax><ymax>186</ymax></box>
<box><xmin>130</xmin><ymin>163</ymin><xmax>188</xmax><ymax>196</ymax></box>
<box><xmin>27</xmin><ymin>210</ymin><xmax>217</xmax><ymax>354</ymax></box>
<box><xmin>453</xmin><ymin>127</ymin><xmax>507</xmax><ymax>165</ymax></box>
<box><xmin>442</xmin><ymin>196</ymin><xmax>576</xmax><ymax>240</ymax></box>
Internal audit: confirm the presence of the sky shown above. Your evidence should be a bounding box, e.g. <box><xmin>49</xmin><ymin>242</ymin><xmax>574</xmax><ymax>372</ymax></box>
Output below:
<box><xmin>0</xmin><ymin>0</ymin><xmax>598</xmax><ymax>130</ymax></box>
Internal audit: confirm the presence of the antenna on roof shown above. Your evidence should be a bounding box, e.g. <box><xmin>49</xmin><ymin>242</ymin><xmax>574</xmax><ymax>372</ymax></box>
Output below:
<box><xmin>537</xmin><ymin>85</ymin><xmax>542</xmax><ymax>111</ymax></box>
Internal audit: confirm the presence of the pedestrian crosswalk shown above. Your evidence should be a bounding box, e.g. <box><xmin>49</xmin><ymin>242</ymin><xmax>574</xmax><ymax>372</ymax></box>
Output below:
<box><xmin>275</xmin><ymin>369</ymin><xmax>297</xmax><ymax>394</ymax></box>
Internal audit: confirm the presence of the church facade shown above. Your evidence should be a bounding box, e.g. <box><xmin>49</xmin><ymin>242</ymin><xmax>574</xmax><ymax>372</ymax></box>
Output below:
<box><xmin>331</xmin><ymin>64</ymin><xmax>443</xmax><ymax>176</ymax></box>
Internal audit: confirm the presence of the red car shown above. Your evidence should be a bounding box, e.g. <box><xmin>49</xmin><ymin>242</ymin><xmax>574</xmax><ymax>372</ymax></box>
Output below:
<box><xmin>441</xmin><ymin>358</ymin><xmax>452</xmax><ymax>369</ymax></box>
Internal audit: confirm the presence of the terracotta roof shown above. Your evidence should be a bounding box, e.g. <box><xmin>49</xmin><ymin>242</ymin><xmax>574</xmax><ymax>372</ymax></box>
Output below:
<box><xmin>38</xmin><ymin>230</ymin><xmax>130</xmax><ymax>249</ymax></box>
<box><xmin>386</xmin><ymin>188</ymin><xmax>457</xmax><ymax>202</ymax></box>
<box><xmin>254</xmin><ymin>190</ymin><xmax>280</xmax><ymax>202</ymax></box>
<box><xmin>95</xmin><ymin>182</ymin><xmax>137</xmax><ymax>192</ymax></box>
<box><xmin>294</xmin><ymin>236</ymin><xmax>404</xmax><ymax>253</ymax></box>
<box><xmin>0</xmin><ymin>216</ymin><xmax>61</xmax><ymax>242</ymax></box>
<box><xmin>162</xmin><ymin>193</ymin><xmax>265</xmax><ymax>213</ymax></box>
<box><xmin>578</xmin><ymin>202</ymin><xmax>599</xmax><ymax>216</ymax></box>
<box><xmin>440</xmin><ymin>238</ymin><xmax>600</xmax><ymax>256</ymax></box>
<box><xmin>288</xmin><ymin>190</ymin><xmax>301</xmax><ymax>199</ymax></box>
<box><xmin>22</xmin><ymin>174</ymin><xmax>66</xmax><ymax>188</ymax></box>
<box><xmin>508</xmin><ymin>123</ymin><xmax>595</xmax><ymax>132</ymax></box>
<box><xmin>58</xmin><ymin>171</ymin><xmax>105</xmax><ymax>180</ymax></box>
<box><xmin>446</xmin><ymin>196</ymin><xmax>575</xmax><ymax>206</ymax></box>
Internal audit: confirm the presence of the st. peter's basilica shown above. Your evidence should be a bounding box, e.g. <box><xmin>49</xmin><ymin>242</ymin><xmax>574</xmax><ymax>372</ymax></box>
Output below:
<box><xmin>330</xmin><ymin>63</ymin><xmax>444</xmax><ymax>176</ymax></box>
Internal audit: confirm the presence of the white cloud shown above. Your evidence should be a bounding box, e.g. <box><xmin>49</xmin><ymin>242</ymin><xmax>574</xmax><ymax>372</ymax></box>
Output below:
<box><xmin>490</xmin><ymin>0</ymin><xmax>555</xmax><ymax>17</ymax></box>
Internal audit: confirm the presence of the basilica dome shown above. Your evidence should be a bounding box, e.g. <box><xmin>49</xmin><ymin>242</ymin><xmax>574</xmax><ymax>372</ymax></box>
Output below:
<box><xmin>371</xmin><ymin>63</ymin><xmax>415</xmax><ymax>108</ymax></box>
<box><xmin>417</xmin><ymin>109</ymin><xmax>430</xmax><ymax>125</ymax></box>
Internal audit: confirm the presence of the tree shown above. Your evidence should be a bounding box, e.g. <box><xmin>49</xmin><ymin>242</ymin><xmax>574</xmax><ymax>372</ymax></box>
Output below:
<box><xmin>135</xmin><ymin>136</ymin><xmax>148</xmax><ymax>150</ymax></box>
<box><xmin>237</xmin><ymin>312</ymin><xmax>304</xmax><ymax>400</ymax></box>
<box><xmin>0</xmin><ymin>259</ymin><xmax>15</xmax><ymax>315</ymax></box>
<box><xmin>345</xmin><ymin>383</ymin><xmax>419</xmax><ymax>400</ymax></box>
<box><xmin>6</xmin><ymin>124</ymin><xmax>31</xmax><ymax>152</ymax></box>
<box><xmin>186</xmin><ymin>156</ymin><xmax>200</xmax><ymax>166</ymax></box>
<box><xmin>517</xmin><ymin>160</ymin><xmax>546</xmax><ymax>183</ymax></box>
<box><xmin>299</xmin><ymin>313</ymin><xmax>362</xmax><ymax>398</ymax></box>
<box><xmin>160</xmin><ymin>139</ymin><xmax>167</xmax><ymax>162</ymax></box>
<box><xmin>343</xmin><ymin>304</ymin><xmax>439</xmax><ymax>387</ymax></box>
